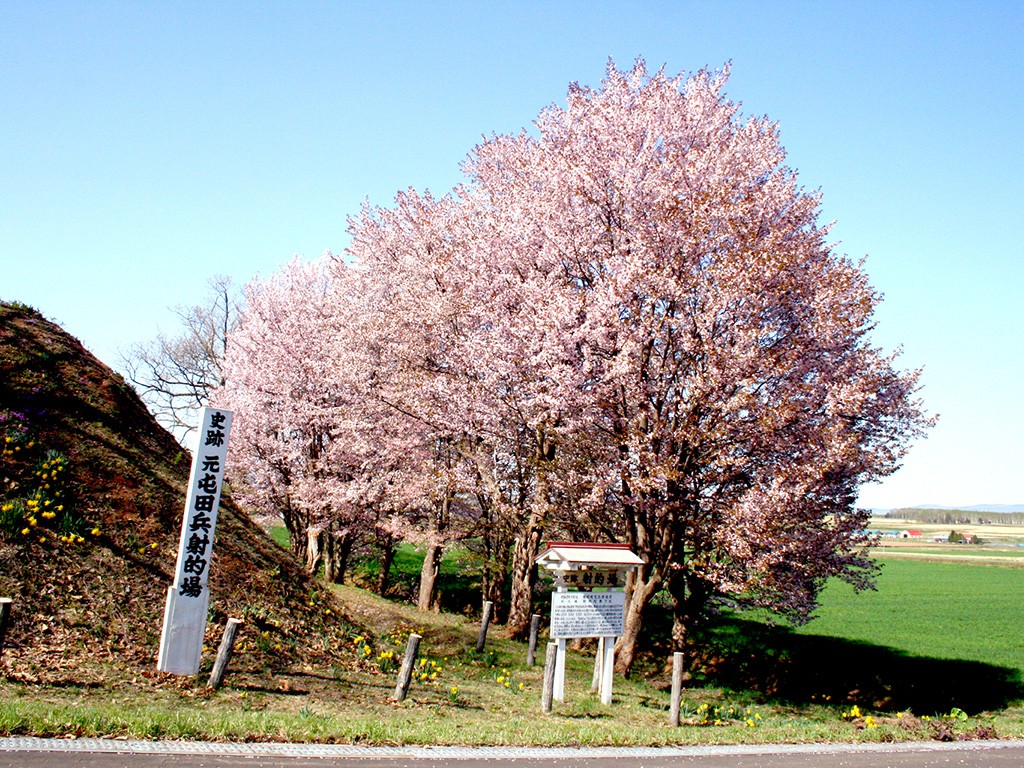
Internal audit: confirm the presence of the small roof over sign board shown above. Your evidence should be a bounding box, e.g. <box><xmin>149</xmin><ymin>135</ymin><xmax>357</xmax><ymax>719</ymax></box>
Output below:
<box><xmin>535</xmin><ymin>542</ymin><xmax>644</xmax><ymax>571</ymax></box>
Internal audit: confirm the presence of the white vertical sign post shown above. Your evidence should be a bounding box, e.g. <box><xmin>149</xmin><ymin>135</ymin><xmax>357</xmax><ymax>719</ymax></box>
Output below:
<box><xmin>553</xmin><ymin>584</ymin><xmax>567</xmax><ymax>702</ymax></box>
<box><xmin>157</xmin><ymin>407</ymin><xmax>233</xmax><ymax>675</ymax></box>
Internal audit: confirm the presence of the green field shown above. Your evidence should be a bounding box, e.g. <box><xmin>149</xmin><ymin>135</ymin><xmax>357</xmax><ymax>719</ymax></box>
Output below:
<box><xmin>878</xmin><ymin>547</ymin><xmax>1024</xmax><ymax>559</ymax></box>
<box><xmin>800</xmin><ymin>557</ymin><xmax>1024</xmax><ymax>673</ymax></box>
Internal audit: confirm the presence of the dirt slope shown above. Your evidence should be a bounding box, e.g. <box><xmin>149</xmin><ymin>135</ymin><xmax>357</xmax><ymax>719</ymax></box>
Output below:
<box><xmin>0</xmin><ymin>302</ymin><xmax>355</xmax><ymax>683</ymax></box>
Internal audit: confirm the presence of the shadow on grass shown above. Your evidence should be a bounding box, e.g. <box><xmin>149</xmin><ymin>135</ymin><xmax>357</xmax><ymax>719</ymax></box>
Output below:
<box><xmin>679</xmin><ymin>616</ymin><xmax>1024</xmax><ymax>714</ymax></box>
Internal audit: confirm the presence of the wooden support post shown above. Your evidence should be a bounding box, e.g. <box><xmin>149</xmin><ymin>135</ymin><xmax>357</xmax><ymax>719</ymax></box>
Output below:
<box><xmin>475</xmin><ymin>600</ymin><xmax>494</xmax><ymax>652</ymax></box>
<box><xmin>553</xmin><ymin>583</ymin><xmax>566</xmax><ymax>701</ymax></box>
<box><xmin>207</xmin><ymin>618</ymin><xmax>244</xmax><ymax>689</ymax></box>
<box><xmin>541</xmin><ymin>641</ymin><xmax>558</xmax><ymax>713</ymax></box>
<box><xmin>599</xmin><ymin>635</ymin><xmax>615</xmax><ymax>705</ymax></box>
<box><xmin>0</xmin><ymin>598</ymin><xmax>12</xmax><ymax>662</ymax></box>
<box><xmin>526</xmin><ymin>613</ymin><xmax>541</xmax><ymax>667</ymax></box>
<box><xmin>670</xmin><ymin>651</ymin><xmax>684</xmax><ymax>726</ymax></box>
<box><xmin>393</xmin><ymin>633</ymin><xmax>422</xmax><ymax>702</ymax></box>
<box><xmin>554</xmin><ymin>637</ymin><xmax>566</xmax><ymax>701</ymax></box>
<box><xmin>590</xmin><ymin>637</ymin><xmax>603</xmax><ymax>693</ymax></box>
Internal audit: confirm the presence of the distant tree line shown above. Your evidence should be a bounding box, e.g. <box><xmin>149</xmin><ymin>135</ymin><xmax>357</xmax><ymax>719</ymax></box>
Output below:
<box><xmin>889</xmin><ymin>508</ymin><xmax>1024</xmax><ymax>525</ymax></box>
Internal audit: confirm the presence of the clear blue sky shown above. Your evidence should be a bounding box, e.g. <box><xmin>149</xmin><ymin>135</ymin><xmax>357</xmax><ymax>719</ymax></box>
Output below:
<box><xmin>2</xmin><ymin>1</ymin><xmax>1021</xmax><ymax>510</ymax></box>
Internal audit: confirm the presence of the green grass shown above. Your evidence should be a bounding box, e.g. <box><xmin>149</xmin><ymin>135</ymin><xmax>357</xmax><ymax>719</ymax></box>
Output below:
<box><xmin>1</xmin><ymin>583</ymin><xmax>858</xmax><ymax>745</ymax></box>
<box><xmin>799</xmin><ymin>558</ymin><xmax>1024</xmax><ymax>673</ymax></box>
<box><xmin>0</xmin><ymin>692</ymin><xmax>890</xmax><ymax>746</ymax></box>
<box><xmin>3</xmin><ymin>554</ymin><xmax>1023</xmax><ymax>744</ymax></box>
<box><xmin>3</xmin><ymin>580</ymin><xmax>1018</xmax><ymax>746</ymax></box>
<box><xmin>269</xmin><ymin>525</ymin><xmax>289</xmax><ymax>549</ymax></box>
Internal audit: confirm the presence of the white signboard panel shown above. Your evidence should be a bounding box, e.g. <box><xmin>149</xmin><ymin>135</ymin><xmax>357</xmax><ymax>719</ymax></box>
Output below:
<box><xmin>157</xmin><ymin>407</ymin><xmax>232</xmax><ymax>675</ymax></box>
<box><xmin>550</xmin><ymin>590</ymin><xmax>625</xmax><ymax>639</ymax></box>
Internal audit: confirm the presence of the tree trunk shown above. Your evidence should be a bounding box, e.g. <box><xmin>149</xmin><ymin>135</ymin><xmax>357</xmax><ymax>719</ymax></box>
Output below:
<box><xmin>323</xmin><ymin>531</ymin><xmax>354</xmax><ymax>585</ymax></box>
<box><xmin>506</xmin><ymin>426</ymin><xmax>557</xmax><ymax>638</ymax></box>
<box><xmin>288</xmin><ymin>526</ymin><xmax>308</xmax><ymax>565</ymax></box>
<box><xmin>416</xmin><ymin>494</ymin><xmax>451</xmax><ymax>612</ymax></box>
<box><xmin>417</xmin><ymin>543</ymin><xmax>443</xmax><ymax>612</ymax></box>
<box><xmin>323</xmin><ymin>532</ymin><xmax>338</xmax><ymax>583</ymax></box>
<box><xmin>376</xmin><ymin>534</ymin><xmax>396</xmax><ymax>596</ymax></box>
<box><xmin>338</xmin><ymin>533</ymin><xmax>353</xmax><ymax>583</ymax></box>
<box><xmin>669</xmin><ymin>569</ymin><xmax>709</xmax><ymax>676</ymax></box>
<box><xmin>477</xmin><ymin>492</ymin><xmax>510</xmax><ymax>621</ymax></box>
<box><xmin>614</xmin><ymin>569</ymin><xmax>663</xmax><ymax>675</ymax></box>
<box><xmin>482</xmin><ymin>558</ymin><xmax>508</xmax><ymax>621</ymax></box>
<box><xmin>505</xmin><ymin>510</ymin><xmax>545</xmax><ymax>639</ymax></box>
<box><xmin>304</xmin><ymin>528</ymin><xmax>324</xmax><ymax>574</ymax></box>
<box><xmin>282</xmin><ymin>498</ymin><xmax>311</xmax><ymax>566</ymax></box>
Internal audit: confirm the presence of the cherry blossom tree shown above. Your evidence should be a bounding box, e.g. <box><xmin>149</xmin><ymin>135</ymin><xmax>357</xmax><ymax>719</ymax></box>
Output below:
<box><xmin>215</xmin><ymin>256</ymin><xmax>402</xmax><ymax>583</ymax></box>
<box><xmin>347</xmin><ymin>191</ymin><xmax>520</xmax><ymax>613</ymax></box>
<box><xmin>349</xmin><ymin>59</ymin><xmax>931</xmax><ymax>660</ymax></box>
<box><xmin>455</xmin><ymin>60</ymin><xmax>931</xmax><ymax>669</ymax></box>
<box><xmin>348</xmin><ymin>185</ymin><xmax>595</xmax><ymax>630</ymax></box>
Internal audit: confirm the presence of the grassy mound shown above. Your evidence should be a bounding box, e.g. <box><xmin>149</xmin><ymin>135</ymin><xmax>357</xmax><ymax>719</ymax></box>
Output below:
<box><xmin>0</xmin><ymin>301</ymin><xmax>358</xmax><ymax>684</ymax></box>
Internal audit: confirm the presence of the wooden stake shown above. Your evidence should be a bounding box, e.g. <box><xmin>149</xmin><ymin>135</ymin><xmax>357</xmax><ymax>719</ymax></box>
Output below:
<box><xmin>207</xmin><ymin>618</ymin><xmax>244</xmax><ymax>689</ymax></box>
<box><xmin>541</xmin><ymin>641</ymin><xmax>558</xmax><ymax>713</ymax></box>
<box><xmin>526</xmin><ymin>613</ymin><xmax>541</xmax><ymax>666</ymax></box>
<box><xmin>393</xmin><ymin>633</ymin><xmax>422</xmax><ymax>702</ymax></box>
<box><xmin>475</xmin><ymin>600</ymin><xmax>494</xmax><ymax>652</ymax></box>
<box><xmin>670</xmin><ymin>651</ymin><xmax>684</xmax><ymax>726</ymax></box>
<box><xmin>590</xmin><ymin>637</ymin><xmax>603</xmax><ymax>693</ymax></box>
<box><xmin>0</xmin><ymin>598</ymin><xmax>12</xmax><ymax>662</ymax></box>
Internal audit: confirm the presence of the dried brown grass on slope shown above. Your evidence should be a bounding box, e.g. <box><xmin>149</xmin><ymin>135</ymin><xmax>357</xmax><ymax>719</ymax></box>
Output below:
<box><xmin>0</xmin><ymin>302</ymin><xmax>362</xmax><ymax>686</ymax></box>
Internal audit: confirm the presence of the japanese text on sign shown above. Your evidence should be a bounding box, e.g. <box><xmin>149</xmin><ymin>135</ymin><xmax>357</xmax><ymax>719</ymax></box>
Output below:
<box><xmin>173</xmin><ymin>413</ymin><xmax>230</xmax><ymax>599</ymax></box>
<box><xmin>157</xmin><ymin>407</ymin><xmax>233</xmax><ymax>676</ymax></box>
<box><xmin>550</xmin><ymin>590</ymin><xmax>625</xmax><ymax>639</ymax></box>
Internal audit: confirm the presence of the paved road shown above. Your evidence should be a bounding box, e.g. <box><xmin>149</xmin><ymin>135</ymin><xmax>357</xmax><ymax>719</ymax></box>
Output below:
<box><xmin>3</xmin><ymin>740</ymin><xmax>1024</xmax><ymax>768</ymax></box>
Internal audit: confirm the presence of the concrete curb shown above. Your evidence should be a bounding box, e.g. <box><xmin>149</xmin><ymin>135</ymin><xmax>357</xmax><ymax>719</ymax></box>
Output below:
<box><xmin>1</xmin><ymin>737</ymin><xmax>1023</xmax><ymax>759</ymax></box>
